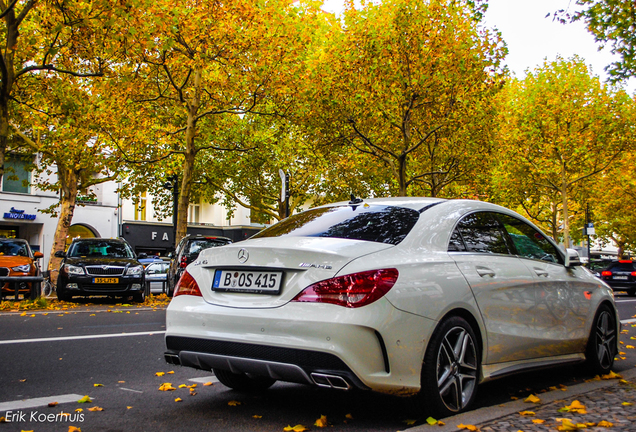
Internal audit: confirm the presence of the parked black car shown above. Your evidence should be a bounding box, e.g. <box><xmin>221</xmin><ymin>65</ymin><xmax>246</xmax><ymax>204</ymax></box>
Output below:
<box><xmin>167</xmin><ymin>235</ymin><xmax>232</xmax><ymax>296</ymax></box>
<box><xmin>600</xmin><ymin>259</ymin><xmax>636</xmax><ymax>296</ymax></box>
<box><xmin>55</xmin><ymin>238</ymin><xmax>146</xmax><ymax>302</ymax></box>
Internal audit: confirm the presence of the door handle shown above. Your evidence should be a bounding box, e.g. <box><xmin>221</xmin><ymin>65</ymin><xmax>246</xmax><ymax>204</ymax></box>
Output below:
<box><xmin>476</xmin><ymin>266</ymin><xmax>495</xmax><ymax>278</ymax></box>
<box><xmin>533</xmin><ymin>268</ymin><xmax>549</xmax><ymax>278</ymax></box>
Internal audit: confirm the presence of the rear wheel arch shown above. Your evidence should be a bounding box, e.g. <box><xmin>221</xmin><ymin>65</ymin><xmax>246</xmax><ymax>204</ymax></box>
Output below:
<box><xmin>436</xmin><ymin>308</ymin><xmax>484</xmax><ymax>358</ymax></box>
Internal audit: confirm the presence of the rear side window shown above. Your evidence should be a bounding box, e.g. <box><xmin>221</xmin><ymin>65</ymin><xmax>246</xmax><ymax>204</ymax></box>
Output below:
<box><xmin>252</xmin><ymin>205</ymin><xmax>420</xmax><ymax>245</ymax></box>
<box><xmin>607</xmin><ymin>261</ymin><xmax>636</xmax><ymax>272</ymax></box>
<box><xmin>496</xmin><ymin>213</ymin><xmax>563</xmax><ymax>264</ymax></box>
<box><xmin>188</xmin><ymin>239</ymin><xmax>230</xmax><ymax>256</ymax></box>
<box><xmin>449</xmin><ymin>212</ymin><xmax>510</xmax><ymax>255</ymax></box>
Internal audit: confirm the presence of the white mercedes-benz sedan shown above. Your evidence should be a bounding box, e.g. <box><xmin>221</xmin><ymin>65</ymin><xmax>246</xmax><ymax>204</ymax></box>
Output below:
<box><xmin>164</xmin><ymin>197</ymin><xmax>618</xmax><ymax>417</ymax></box>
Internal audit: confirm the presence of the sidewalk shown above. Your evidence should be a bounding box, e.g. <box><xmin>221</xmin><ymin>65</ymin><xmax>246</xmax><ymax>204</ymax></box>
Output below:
<box><xmin>409</xmin><ymin>368</ymin><xmax>636</xmax><ymax>431</ymax></box>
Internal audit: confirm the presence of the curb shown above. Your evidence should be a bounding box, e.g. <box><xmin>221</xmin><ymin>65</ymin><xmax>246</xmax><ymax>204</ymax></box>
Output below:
<box><xmin>407</xmin><ymin>367</ymin><xmax>636</xmax><ymax>431</ymax></box>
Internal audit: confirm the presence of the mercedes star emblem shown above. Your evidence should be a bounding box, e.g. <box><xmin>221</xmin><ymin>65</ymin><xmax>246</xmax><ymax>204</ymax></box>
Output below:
<box><xmin>237</xmin><ymin>248</ymin><xmax>249</xmax><ymax>263</ymax></box>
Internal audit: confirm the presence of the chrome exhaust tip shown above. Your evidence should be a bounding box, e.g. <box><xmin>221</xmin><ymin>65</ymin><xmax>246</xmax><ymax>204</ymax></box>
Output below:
<box><xmin>164</xmin><ymin>353</ymin><xmax>181</xmax><ymax>365</ymax></box>
<box><xmin>310</xmin><ymin>373</ymin><xmax>351</xmax><ymax>390</ymax></box>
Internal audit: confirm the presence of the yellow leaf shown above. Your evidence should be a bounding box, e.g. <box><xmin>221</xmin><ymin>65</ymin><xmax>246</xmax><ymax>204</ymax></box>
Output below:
<box><xmin>228</xmin><ymin>400</ymin><xmax>241</xmax><ymax>406</ymax></box>
<box><xmin>127</xmin><ymin>406</ymin><xmax>133</xmax><ymax>409</ymax></box>
<box><xmin>345</xmin><ymin>414</ymin><xmax>354</xmax><ymax>420</ymax></box>
<box><xmin>158</xmin><ymin>383</ymin><xmax>176</xmax><ymax>391</ymax></box>
<box><xmin>253</xmin><ymin>415</ymin><xmax>262</xmax><ymax>418</ymax></box>
<box><xmin>601</xmin><ymin>371</ymin><xmax>622</xmax><ymax>380</ymax></box>
<box><xmin>518</xmin><ymin>411</ymin><xmax>535</xmax><ymax>416</ymax></box>
<box><xmin>597</xmin><ymin>420</ymin><xmax>614</xmax><ymax>427</ymax></box>
<box><xmin>314</xmin><ymin>415</ymin><xmax>328</xmax><ymax>427</ymax></box>
<box><xmin>403</xmin><ymin>419</ymin><xmax>417</xmax><ymax>425</ymax></box>
<box><xmin>69</xmin><ymin>427</ymin><xmax>82</xmax><ymax>432</ymax></box>
<box><xmin>175</xmin><ymin>398</ymin><xmax>182</xmax><ymax>402</ymax></box>
<box><xmin>48</xmin><ymin>402</ymin><xmax>59</xmax><ymax>407</ymax></box>
<box><xmin>438</xmin><ymin>421</ymin><xmax>445</xmax><ymax>426</ymax></box>
<box><xmin>167</xmin><ymin>371</ymin><xmax>175</xmax><ymax>374</ymax></box>
<box><xmin>457</xmin><ymin>424</ymin><xmax>478</xmax><ymax>431</ymax></box>
<box><xmin>155</xmin><ymin>372</ymin><xmax>165</xmax><ymax>377</ymax></box>
<box><xmin>93</xmin><ymin>384</ymin><xmax>103</xmax><ymax>387</ymax></box>
<box><xmin>626</xmin><ymin>345</ymin><xmax>635</xmax><ymax>349</ymax></box>
<box><xmin>75</xmin><ymin>409</ymin><xmax>83</xmax><ymax>412</ymax></box>
<box><xmin>524</xmin><ymin>394</ymin><xmax>541</xmax><ymax>403</ymax></box>
<box><xmin>426</xmin><ymin>417</ymin><xmax>438</xmax><ymax>425</ymax></box>
<box><xmin>0</xmin><ymin>416</ymin><xmax>6</xmax><ymax>423</ymax></box>
<box><xmin>77</xmin><ymin>395</ymin><xmax>92</xmax><ymax>403</ymax></box>
<box><xmin>623</xmin><ymin>402</ymin><xmax>633</xmax><ymax>406</ymax></box>
<box><xmin>532</xmin><ymin>419</ymin><xmax>546</xmax><ymax>424</ymax></box>
<box><xmin>557</xmin><ymin>419</ymin><xmax>580</xmax><ymax>431</ymax></box>
<box><xmin>179</xmin><ymin>384</ymin><xmax>188</xmax><ymax>388</ymax></box>
<box><xmin>87</xmin><ymin>406</ymin><xmax>104</xmax><ymax>411</ymax></box>
<box><xmin>284</xmin><ymin>425</ymin><xmax>308</xmax><ymax>432</ymax></box>
<box><xmin>203</xmin><ymin>382</ymin><xmax>214</xmax><ymax>386</ymax></box>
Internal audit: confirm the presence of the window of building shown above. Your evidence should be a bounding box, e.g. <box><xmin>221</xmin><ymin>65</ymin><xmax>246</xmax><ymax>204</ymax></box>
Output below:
<box><xmin>188</xmin><ymin>204</ymin><xmax>200</xmax><ymax>223</ymax></box>
<box><xmin>2</xmin><ymin>154</ymin><xmax>32</xmax><ymax>194</ymax></box>
<box><xmin>135</xmin><ymin>192</ymin><xmax>147</xmax><ymax>221</ymax></box>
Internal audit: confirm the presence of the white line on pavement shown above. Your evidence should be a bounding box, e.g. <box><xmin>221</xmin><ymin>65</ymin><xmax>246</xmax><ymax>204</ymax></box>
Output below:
<box><xmin>119</xmin><ymin>388</ymin><xmax>144</xmax><ymax>393</ymax></box>
<box><xmin>0</xmin><ymin>330</ymin><xmax>166</xmax><ymax>345</ymax></box>
<box><xmin>188</xmin><ymin>376</ymin><xmax>219</xmax><ymax>384</ymax></box>
<box><xmin>0</xmin><ymin>394</ymin><xmax>88</xmax><ymax>412</ymax></box>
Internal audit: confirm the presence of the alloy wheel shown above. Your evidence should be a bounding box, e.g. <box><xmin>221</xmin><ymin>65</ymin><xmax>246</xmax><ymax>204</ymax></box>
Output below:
<box><xmin>436</xmin><ymin>326</ymin><xmax>478</xmax><ymax>413</ymax></box>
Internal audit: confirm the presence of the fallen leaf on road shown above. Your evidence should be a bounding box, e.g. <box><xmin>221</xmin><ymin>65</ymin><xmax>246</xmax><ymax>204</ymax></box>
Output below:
<box><xmin>228</xmin><ymin>400</ymin><xmax>241</xmax><ymax>406</ymax></box>
<box><xmin>48</xmin><ymin>402</ymin><xmax>58</xmax><ymax>407</ymax></box>
<box><xmin>75</xmin><ymin>409</ymin><xmax>83</xmax><ymax>413</ymax></box>
<box><xmin>253</xmin><ymin>415</ymin><xmax>262</xmax><ymax>419</ymax></box>
<box><xmin>93</xmin><ymin>384</ymin><xmax>103</xmax><ymax>387</ymax></box>
<box><xmin>524</xmin><ymin>394</ymin><xmax>541</xmax><ymax>403</ymax></box>
<box><xmin>314</xmin><ymin>415</ymin><xmax>328</xmax><ymax>427</ymax></box>
<box><xmin>601</xmin><ymin>371</ymin><xmax>622</xmax><ymax>380</ymax></box>
<box><xmin>283</xmin><ymin>425</ymin><xmax>308</xmax><ymax>432</ymax></box>
<box><xmin>203</xmin><ymin>382</ymin><xmax>214</xmax><ymax>386</ymax></box>
<box><xmin>87</xmin><ymin>406</ymin><xmax>104</xmax><ymax>411</ymax></box>
<box><xmin>426</xmin><ymin>417</ymin><xmax>438</xmax><ymax>425</ymax></box>
<box><xmin>155</xmin><ymin>372</ymin><xmax>165</xmax><ymax>377</ymax></box>
<box><xmin>532</xmin><ymin>419</ymin><xmax>546</xmax><ymax>424</ymax></box>
<box><xmin>518</xmin><ymin>411</ymin><xmax>535</xmax><ymax>416</ymax></box>
<box><xmin>69</xmin><ymin>427</ymin><xmax>82</xmax><ymax>432</ymax></box>
<box><xmin>175</xmin><ymin>398</ymin><xmax>182</xmax><ymax>402</ymax></box>
<box><xmin>158</xmin><ymin>383</ymin><xmax>176</xmax><ymax>391</ymax></box>
<box><xmin>77</xmin><ymin>395</ymin><xmax>92</xmax><ymax>404</ymax></box>
<box><xmin>457</xmin><ymin>424</ymin><xmax>478</xmax><ymax>431</ymax></box>
<box><xmin>597</xmin><ymin>420</ymin><xmax>614</xmax><ymax>427</ymax></box>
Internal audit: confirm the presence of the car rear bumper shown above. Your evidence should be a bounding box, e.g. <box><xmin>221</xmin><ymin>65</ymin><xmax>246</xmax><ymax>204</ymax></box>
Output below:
<box><xmin>165</xmin><ymin>295</ymin><xmax>436</xmax><ymax>396</ymax></box>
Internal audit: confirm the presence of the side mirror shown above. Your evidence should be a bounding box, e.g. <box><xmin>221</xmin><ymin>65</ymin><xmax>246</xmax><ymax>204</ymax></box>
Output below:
<box><xmin>54</xmin><ymin>251</ymin><xmax>66</xmax><ymax>258</ymax></box>
<box><xmin>33</xmin><ymin>251</ymin><xmax>44</xmax><ymax>259</ymax></box>
<box><xmin>564</xmin><ymin>248</ymin><xmax>582</xmax><ymax>268</ymax></box>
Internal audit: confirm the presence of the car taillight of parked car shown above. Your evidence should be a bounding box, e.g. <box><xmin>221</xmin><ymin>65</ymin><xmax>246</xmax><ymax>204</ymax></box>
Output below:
<box><xmin>601</xmin><ymin>271</ymin><xmax>612</xmax><ymax>277</ymax></box>
<box><xmin>179</xmin><ymin>256</ymin><xmax>188</xmax><ymax>268</ymax></box>
<box><xmin>292</xmin><ymin>268</ymin><xmax>399</xmax><ymax>308</ymax></box>
<box><xmin>174</xmin><ymin>271</ymin><xmax>202</xmax><ymax>297</ymax></box>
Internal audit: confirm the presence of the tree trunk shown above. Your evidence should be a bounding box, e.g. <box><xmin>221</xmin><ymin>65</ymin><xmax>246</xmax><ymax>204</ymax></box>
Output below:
<box><xmin>174</xmin><ymin>67</ymin><xmax>202</xmax><ymax>248</ymax></box>
<box><xmin>48</xmin><ymin>169</ymin><xmax>79</xmax><ymax>286</ymax></box>
<box><xmin>561</xmin><ymin>171</ymin><xmax>570</xmax><ymax>249</ymax></box>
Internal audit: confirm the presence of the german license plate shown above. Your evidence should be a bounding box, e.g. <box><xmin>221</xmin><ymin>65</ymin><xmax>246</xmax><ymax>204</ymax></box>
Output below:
<box><xmin>614</xmin><ymin>276</ymin><xmax>629</xmax><ymax>280</ymax></box>
<box><xmin>94</xmin><ymin>277</ymin><xmax>119</xmax><ymax>284</ymax></box>
<box><xmin>212</xmin><ymin>270</ymin><xmax>282</xmax><ymax>294</ymax></box>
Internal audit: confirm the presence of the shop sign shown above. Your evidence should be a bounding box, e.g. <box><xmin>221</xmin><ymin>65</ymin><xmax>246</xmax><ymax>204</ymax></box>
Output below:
<box><xmin>3</xmin><ymin>207</ymin><xmax>36</xmax><ymax>221</ymax></box>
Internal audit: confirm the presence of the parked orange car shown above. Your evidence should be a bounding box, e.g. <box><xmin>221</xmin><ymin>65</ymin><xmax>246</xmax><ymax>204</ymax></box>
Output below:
<box><xmin>0</xmin><ymin>238</ymin><xmax>43</xmax><ymax>299</ymax></box>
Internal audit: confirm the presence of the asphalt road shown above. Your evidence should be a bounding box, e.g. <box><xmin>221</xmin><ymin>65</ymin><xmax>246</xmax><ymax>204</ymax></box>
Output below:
<box><xmin>0</xmin><ymin>293</ymin><xmax>635</xmax><ymax>432</ymax></box>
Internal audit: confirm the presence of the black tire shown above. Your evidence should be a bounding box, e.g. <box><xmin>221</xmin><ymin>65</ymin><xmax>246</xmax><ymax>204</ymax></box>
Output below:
<box><xmin>56</xmin><ymin>289</ymin><xmax>72</xmax><ymax>302</ymax></box>
<box><xmin>133</xmin><ymin>290</ymin><xmax>146</xmax><ymax>303</ymax></box>
<box><xmin>585</xmin><ymin>304</ymin><xmax>617</xmax><ymax>375</ymax></box>
<box><xmin>212</xmin><ymin>368</ymin><xmax>276</xmax><ymax>392</ymax></box>
<box><xmin>420</xmin><ymin>316</ymin><xmax>480</xmax><ymax>418</ymax></box>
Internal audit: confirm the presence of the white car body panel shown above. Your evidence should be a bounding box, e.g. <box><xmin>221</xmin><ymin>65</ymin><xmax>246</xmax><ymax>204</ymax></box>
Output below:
<box><xmin>165</xmin><ymin>197</ymin><xmax>618</xmax><ymax>402</ymax></box>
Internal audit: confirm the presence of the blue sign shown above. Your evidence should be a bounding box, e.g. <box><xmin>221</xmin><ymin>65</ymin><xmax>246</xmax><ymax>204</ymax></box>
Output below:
<box><xmin>3</xmin><ymin>207</ymin><xmax>36</xmax><ymax>221</ymax></box>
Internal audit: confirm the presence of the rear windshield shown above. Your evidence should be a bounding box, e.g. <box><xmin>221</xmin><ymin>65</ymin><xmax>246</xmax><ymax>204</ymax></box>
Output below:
<box><xmin>252</xmin><ymin>205</ymin><xmax>420</xmax><ymax>245</ymax></box>
<box><xmin>606</xmin><ymin>261</ymin><xmax>636</xmax><ymax>271</ymax></box>
<box><xmin>68</xmin><ymin>241</ymin><xmax>134</xmax><ymax>258</ymax></box>
<box><xmin>187</xmin><ymin>239</ymin><xmax>230</xmax><ymax>255</ymax></box>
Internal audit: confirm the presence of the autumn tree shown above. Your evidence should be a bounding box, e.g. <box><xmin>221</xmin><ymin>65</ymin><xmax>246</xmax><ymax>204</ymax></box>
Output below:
<box><xmin>557</xmin><ymin>0</ymin><xmax>636</xmax><ymax>82</ymax></box>
<box><xmin>117</xmin><ymin>0</ymin><xmax>326</xmax><ymax>247</ymax></box>
<box><xmin>11</xmin><ymin>75</ymin><xmax>130</xmax><ymax>281</ymax></box>
<box><xmin>309</xmin><ymin>0</ymin><xmax>506</xmax><ymax>197</ymax></box>
<box><xmin>0</xmin><ymin>0</ymin><xmax>128</xmax><ymax>185</ymax></box>
<box><xmin>491</xmin><ymin>56</ymin><xmax>634</xmax><ymax>247</ymax></box>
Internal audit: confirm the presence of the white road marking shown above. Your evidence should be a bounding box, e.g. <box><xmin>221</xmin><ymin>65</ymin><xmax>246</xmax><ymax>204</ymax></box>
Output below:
<box><xmin>188</xmin><ymin>376</ymin><xmax>219</xmax><ymax>384</ymax></box>
<box><xmin>0</xmin><ymin>394</ymin><xmax>88</xmax><ymax>411</ymax></box>
<box><xmin>0</xmin><ymin>331</ymin><xmax>166</xmax><ymax>345</ymax></box>
<box><xmin>621</xmin><ymin>318</ymin><xmax>636</xmax><ymax>324</ymax></box>
<box><xmin>119</xmin><ymin>388</ymin><xmax>144</xmax><ymax>393</ymax></box>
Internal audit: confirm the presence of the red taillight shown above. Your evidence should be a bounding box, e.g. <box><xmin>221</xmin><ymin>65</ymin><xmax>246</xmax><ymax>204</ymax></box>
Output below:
<box><xmin>292</xmin><ymin>268</ymin><xmax>399</xmax><ymax>308</ymax></box>
<box><xmin>174</xmin><ymin>271</ymin><xmax>202</xmax><ymax>297</ymax></box>
<box><xmin>619</xmin><ymin>260</ymin><xmax>633</xmax><ymax>263</ymax></box>
<box><xmin>179</xmin><ymin>256</ymin><xmax>188</xmax><ymax>268</ymax></box>
<box><xmin>631</xmin><ymin>272</ymin><xmax>636</xmax><ymax>277</ymax></box>
<box><xmin>601</xmin><ymin>271</ymin><xmax>612</xmax><ymax>277</ymax></box>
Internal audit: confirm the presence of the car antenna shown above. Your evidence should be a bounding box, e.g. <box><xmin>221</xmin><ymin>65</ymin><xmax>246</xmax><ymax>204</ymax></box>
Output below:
<box><xmin>349</xmin><ymin>194</ymin><xmax>363</xmax><ymax>205</ymax></box>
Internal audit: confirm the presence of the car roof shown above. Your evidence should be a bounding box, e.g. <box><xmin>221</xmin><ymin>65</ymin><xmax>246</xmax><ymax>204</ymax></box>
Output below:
<box><xmin>0</xmin><ymin>238</ymin><xmax>28</xmax><ymax>243</ymax></box>
<box><xmin>316</xmin><ymin>197</ymin><xmax>446</xmax><ymax>211</ymax></box>
<box><xmin>72</xmin><ymin>238</ymin><xmax>127</xmax><ymax>243</ymax></box>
